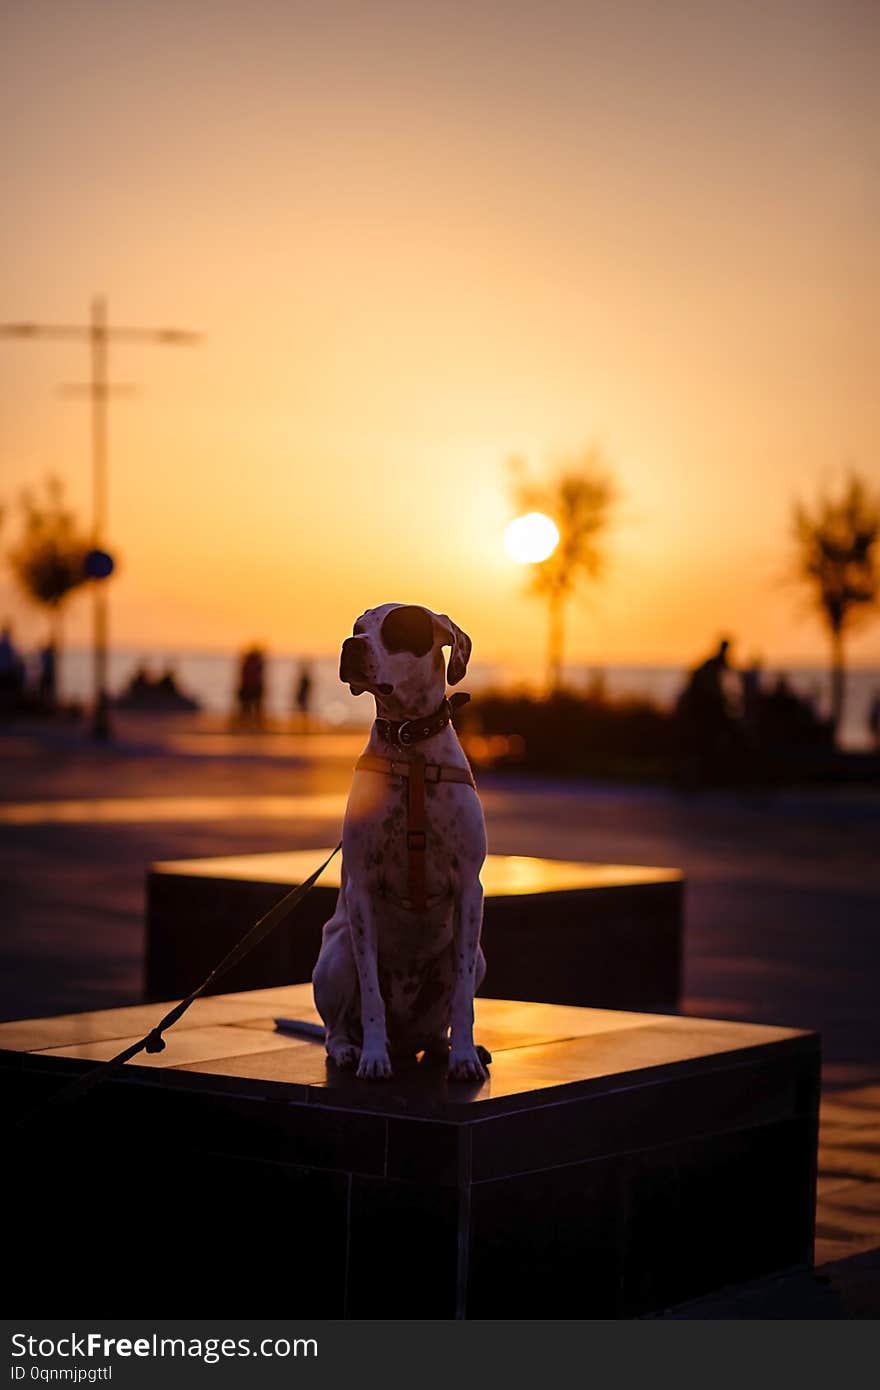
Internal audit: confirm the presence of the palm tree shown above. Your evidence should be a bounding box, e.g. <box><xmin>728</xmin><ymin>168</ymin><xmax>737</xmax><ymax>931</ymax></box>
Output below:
<box><xmin>792</xmin><ymin>472</ymin><xmax>880</xmax><ymax>736</ymax></box>
<box><xmin>8</xmin><ymin>476</ymin><xmax>90</xmax><ymax>681</ymax></box>
<box><xmin>509</xmin><ymin>448</ymin><xmax>616</xmax><ymax>691</ymax></box>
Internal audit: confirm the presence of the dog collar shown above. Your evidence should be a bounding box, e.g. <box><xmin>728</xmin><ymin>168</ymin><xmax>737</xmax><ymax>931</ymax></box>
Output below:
<box><xmin>374</xmin><ymin>691</ymin><xmax>470</xmax><ymax>748</ymax></box>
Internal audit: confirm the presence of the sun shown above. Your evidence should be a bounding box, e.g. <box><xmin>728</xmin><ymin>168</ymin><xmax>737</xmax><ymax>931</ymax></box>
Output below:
<box><xmin>504</xmin><ymin>512</ymin><xmax>560</xmax><ymax>564</ymax></box>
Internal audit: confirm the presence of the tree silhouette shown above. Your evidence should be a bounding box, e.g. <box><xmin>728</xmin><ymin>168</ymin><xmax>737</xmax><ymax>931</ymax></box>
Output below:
<box><xmin>8</xmin><ymin>476</ymin><xmax>90</xmax><ymax>665</ymax></box>
<box><xmin>792</xmin><ymin>472</ymin><xmax>880</xmax><ymax>735</ymax></box>
<box><xmin>509</xmin><ymin>448</ymin><xmax>616</xmax><ymax>690</ymax></box>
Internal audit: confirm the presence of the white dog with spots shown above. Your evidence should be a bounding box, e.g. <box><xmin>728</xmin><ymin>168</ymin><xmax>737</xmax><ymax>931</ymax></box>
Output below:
<box><xmin>312</xmin><ymin>603</ymin><xmax>490</xmax><ymax>1082</ymax></box>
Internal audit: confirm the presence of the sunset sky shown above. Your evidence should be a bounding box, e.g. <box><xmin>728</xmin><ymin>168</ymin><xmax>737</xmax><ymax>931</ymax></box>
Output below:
<box><xmin>1</xmin><ymin>0</ymin><xmax>878</xmax><ymax>671</ymax></box>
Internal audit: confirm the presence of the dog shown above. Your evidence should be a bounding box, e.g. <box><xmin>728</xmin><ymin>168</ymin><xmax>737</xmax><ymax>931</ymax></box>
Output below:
<box><xmin>312</xmin><ymin>603</ymin><xmax>490</xmax><ymax>1081</ymax></box>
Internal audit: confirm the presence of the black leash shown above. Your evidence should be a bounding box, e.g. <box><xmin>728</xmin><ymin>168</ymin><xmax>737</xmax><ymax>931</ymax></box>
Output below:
<box><xmin>13</xmin><ymin>841</ymin><xmax>342</xmax><ymax>1134</ymax></box>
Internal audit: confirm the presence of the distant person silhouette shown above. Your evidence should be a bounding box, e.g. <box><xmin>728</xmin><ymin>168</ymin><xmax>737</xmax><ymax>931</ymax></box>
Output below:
<box><xmin>37</xmin><ymin>642</ymin><xmax>57</xmax><ymax>709</ymax></box>
<box><xmin>687</xmin><ymin>638</ymin><xmax>734</xmax><ymax>721</ymax></box>
<box><xmin>133</xmin><ymin>664</ymin><xmax>152</xmax><ymax>693</ymax></box>
<box><xmin>676</xmin><ymin>637</ymin><xmax>737</xmax><ymax>783</ymax></box>
<box><xmin>157</xmin><ymin>667</ymin><xmax>181</xmax><ymax>697</ymax></box>
<box><xmin>869</xmin><ymin>691</ymin><xmax>880</xmax><ymax>751</ymax></box>
<box><xmin>0</xmin><ymin>624</ymin><xmax>25</xmax><ymax>713</ymax></box>
<box><xmin>236</xmin><ymin>646</ymin><xmax>265</xmax><ymax>728</ymax></box>
<box><xmin>740</xmin><ymin>657</ymin><xmax>763</xmax><ymax>748</ymax></box>
<box><xmin>762</xmin><ymin>673</ymin><xmax>827</xmax><ymax>750</ymax></box>
<box><xmin>294</xmin><ymin>662</ymin><xmax>314</xmax><ymax>727</ymax></box>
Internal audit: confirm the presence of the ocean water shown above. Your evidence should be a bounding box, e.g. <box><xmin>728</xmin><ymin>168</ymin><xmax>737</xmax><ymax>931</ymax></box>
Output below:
<box><xmin>51</xmin><ymin>646</ymin><xmax>880</xmax><ymax>750</ymax></box>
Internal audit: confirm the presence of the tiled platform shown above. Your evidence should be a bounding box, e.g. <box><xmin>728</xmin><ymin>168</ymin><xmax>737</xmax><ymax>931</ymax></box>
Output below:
<box><xmin>815</xmin><ymin>1085</ymin><xmax>880</xmax><ymax>1267</ymax></box>
<box><xmin>1</xmin><ymin>988</ymin><xmax>817</xmax><ymax>1317</ymax></box>
<box><xmin>655</xmin><ymin>1084</ymin><xmax>880</xmax><ymax>1318</ymax></box>
<box><xmin>145</xmin><ymin>850</ymin><xmax>683</xmax><ymax>1011</ymax></box>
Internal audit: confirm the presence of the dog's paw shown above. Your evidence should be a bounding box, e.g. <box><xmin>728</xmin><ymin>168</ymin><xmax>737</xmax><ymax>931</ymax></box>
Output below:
<box><xmin>448</xmin><ymin>1046</ymin><xmax>490</xmax><ymax>1082</ymax></box>
<box><xmin>357</xmin><ymin>1047</ymin><xmax>393</xmax><ymax>1080</ymax></box>
<box><xmin>327</xmin><ymin>1043</ymin><xmax>361</xmax><ymax>1070</ymax></box>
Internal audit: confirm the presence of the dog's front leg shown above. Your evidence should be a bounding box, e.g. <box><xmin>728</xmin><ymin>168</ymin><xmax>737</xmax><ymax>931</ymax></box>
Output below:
<box><xmin>347</xmin><ymin>884</ymin><xmax>392</xmax><ymax>1080</ymax></box>
<box><xmin>449</xmin><ymin>875</ymin><xmax>489</xmax><ymax>1081</ymax></box>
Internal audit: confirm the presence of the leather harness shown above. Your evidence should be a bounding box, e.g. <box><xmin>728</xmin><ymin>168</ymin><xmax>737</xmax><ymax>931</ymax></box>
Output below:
<box><xmin>354</xmin><ymin>693</ymin><xmax>475</xmax><ymax>914</ymax></box>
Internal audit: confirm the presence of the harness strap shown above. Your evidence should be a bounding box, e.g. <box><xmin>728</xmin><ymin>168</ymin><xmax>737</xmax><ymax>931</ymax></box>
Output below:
<box><xmin>354</xmin><ymin>755</ymin><xmax>476</xmax><ymax>914</ymax></box>
<box><xmin>407</xmin><ymin>752</ymin><xmax>427</xmax><ymax>914</ymax></box>
<box><xmin>355</xmin><ymin>754</ymin><xmax>476</xmax><ymax>786</ymax></box>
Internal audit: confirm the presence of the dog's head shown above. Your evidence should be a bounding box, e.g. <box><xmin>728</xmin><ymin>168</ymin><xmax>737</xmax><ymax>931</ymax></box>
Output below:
<box><xmin>339</xmin><ymin>603</ymin><xmax>471</xmax><ymax>714</ymax></box>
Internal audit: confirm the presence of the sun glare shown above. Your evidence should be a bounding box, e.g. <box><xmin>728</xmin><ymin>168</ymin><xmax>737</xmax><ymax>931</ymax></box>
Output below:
<box><xmin>504</xmin><ymin>512</ymin><xmax>560</xmax><ymax>565</ymax></box>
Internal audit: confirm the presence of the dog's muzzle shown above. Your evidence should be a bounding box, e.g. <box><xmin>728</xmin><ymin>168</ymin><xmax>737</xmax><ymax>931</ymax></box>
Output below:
<box><xmin>340</xmin><ymin>636</ymin><xmax>368</xmax><ymax>684</ymax></box>
<box><xmin>340</xmin><ymin>638</ymin><xmax>394</xmax><ymax>694</ymax></box>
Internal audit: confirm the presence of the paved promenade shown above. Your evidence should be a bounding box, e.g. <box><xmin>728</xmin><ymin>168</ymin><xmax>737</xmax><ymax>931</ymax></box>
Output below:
<box><xmin>2</xmin><ymin>717</ymin><xmax>879</xmax><ymax>1313</ymax></box>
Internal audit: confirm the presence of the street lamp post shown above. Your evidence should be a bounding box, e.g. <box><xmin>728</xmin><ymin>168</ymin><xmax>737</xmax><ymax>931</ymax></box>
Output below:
<box><xmin>90</xmin><ymin>296</ymin><xmax>110</xmax><ymax>738</ymax></box>
<box><xmin>1</xmin><ymin>297</ymin><xmax>201</xmax><ymax>738</ymax></box>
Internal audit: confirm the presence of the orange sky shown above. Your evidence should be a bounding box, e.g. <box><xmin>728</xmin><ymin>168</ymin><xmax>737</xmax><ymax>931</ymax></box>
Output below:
<box><xmin>1</xmin><ymin>0</ymin><xmax>878</xmax><ymax>669</ymax></box>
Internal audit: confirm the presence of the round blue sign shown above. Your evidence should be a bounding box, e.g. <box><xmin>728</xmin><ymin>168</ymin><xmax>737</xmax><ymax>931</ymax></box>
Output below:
<box><xmin>84</xmin><ymin>549</ymin><xmax>115</xmax><ymax>580</ymax></box>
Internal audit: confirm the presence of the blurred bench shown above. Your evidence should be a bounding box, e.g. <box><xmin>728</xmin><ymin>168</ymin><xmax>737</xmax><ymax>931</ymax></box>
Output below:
<box><xmin>145</xmin><ymin>850</ymin><xmax>683</xmax><ymax>1011</ymax></box>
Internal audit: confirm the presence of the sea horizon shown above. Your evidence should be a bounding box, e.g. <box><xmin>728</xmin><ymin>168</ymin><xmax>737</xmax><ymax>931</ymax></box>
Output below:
<box><xmin>38</xmin><ymin>645</ymin><xmax>880</xmax><ymax>751</ymax></box>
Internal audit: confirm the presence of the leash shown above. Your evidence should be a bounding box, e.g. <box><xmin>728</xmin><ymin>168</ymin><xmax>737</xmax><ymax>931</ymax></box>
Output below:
<box><xmin>13</xmin><ymin>697</ymin><xmax>473</xmax><ymax>1132</ymax></box>
<box><xmin>13</xmin><ymin>841</ymin><xmax>342</xmax><ymax>1135</ymax></box>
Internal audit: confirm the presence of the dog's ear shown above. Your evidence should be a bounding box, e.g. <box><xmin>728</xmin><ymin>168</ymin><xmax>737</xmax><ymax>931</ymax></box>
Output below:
<box><xmin>434</xmin><ymin>613</ymin><xmax>472</xmax><ymax>685</ymax></box>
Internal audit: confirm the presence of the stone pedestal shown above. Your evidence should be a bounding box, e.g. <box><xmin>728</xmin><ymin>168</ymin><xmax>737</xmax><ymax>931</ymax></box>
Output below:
<box><xmin>145</xmin><ymin>851</ymin><xmax>683</xmax><ymax>1012</ymax></box>
<box><xmin>1</xmin><ymin>988</ymin><xmax>818</xmax><ymax>1317</ymax></box>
